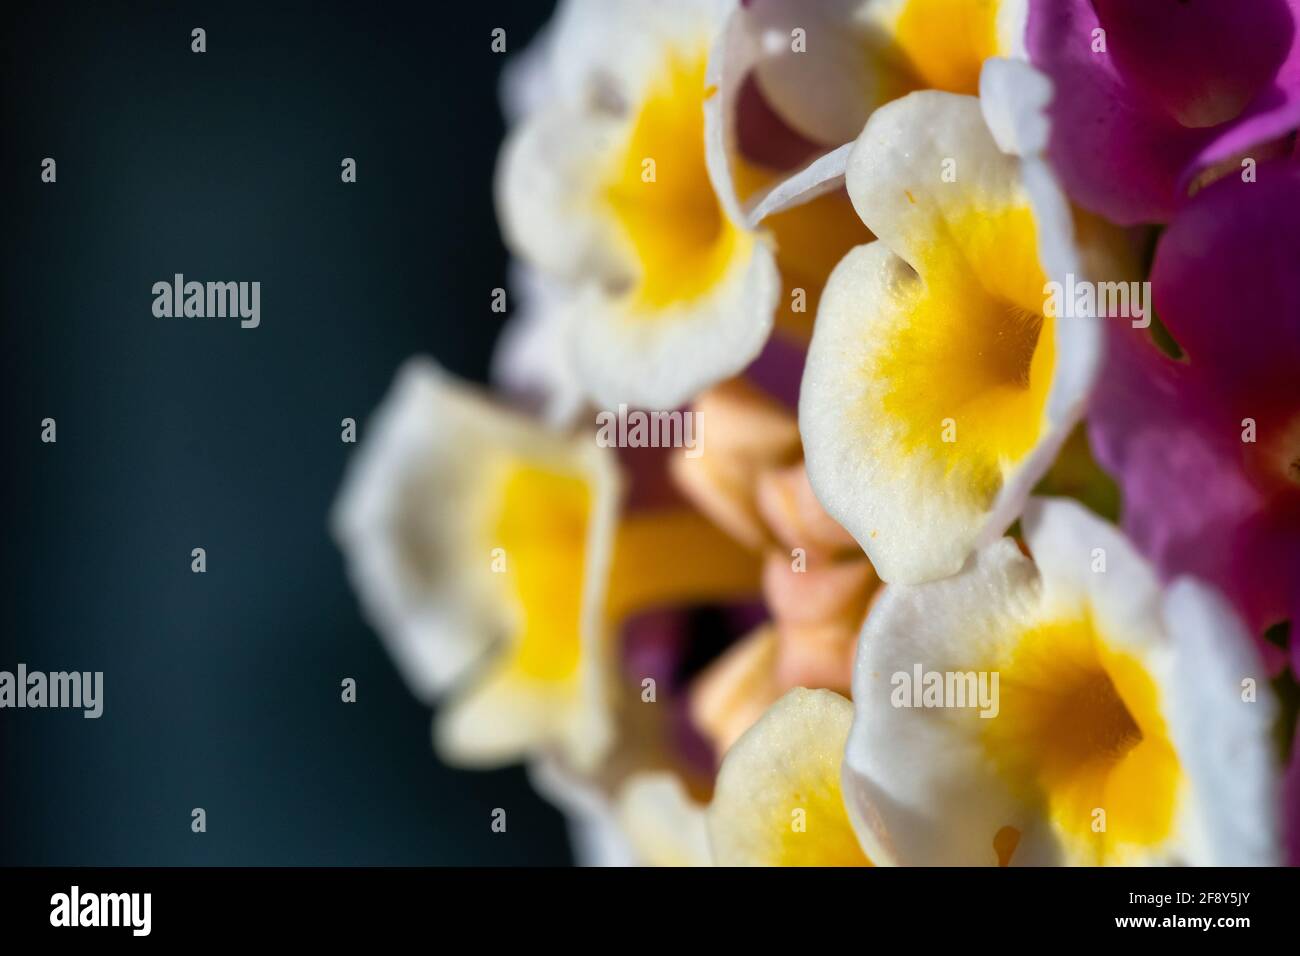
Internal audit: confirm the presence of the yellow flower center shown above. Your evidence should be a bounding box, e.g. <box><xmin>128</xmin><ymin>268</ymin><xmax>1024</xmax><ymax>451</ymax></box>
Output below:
<box><xmin>775</xmin><ymin>780</ymin><xmax>874</xmax><ymax>867</ymax></box>
<box><xmin>604</xmin><ymin>50</ymin><xmax>749</xmax><ymax>310</ymax></box>
<box><xmin>892</xmin><ymin>0</ymin><xmax>1001</xmax><ymax>95</ymax></box>
<box><xmin>490</xmin><ymin>461</ymin><xmax>592</xmax><ymax>682</ymax></box>
<box><xmin>483</xmin><ymin>460</ymin><xmax>762</xmax><ymax>688</ymax></box>
<box><xmin>876</xmin><ymin>203</ymin><xmax>1056</xmax><ymax>505</ymax></box>
<box><xmin>862</xmin><ymin>0</ymin><xmax>1003</xmax><ymax>106</ymax></box>
<box><xmin>983</xmin><ymin>614</ymin><xmax>1182</xmax><ymax>863</ymax></box>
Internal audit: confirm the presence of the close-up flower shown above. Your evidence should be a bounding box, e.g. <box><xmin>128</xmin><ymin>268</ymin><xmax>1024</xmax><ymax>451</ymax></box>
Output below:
<box><xmin>14</xmin><ymin>0</ymin><xmax>1300</xmax><ymax>937</ymax></box>
<box><xmin>332</xmin><ymin>358</ymin><xmax>761</xmax><ymax>772</ymax></box>
<box><xmin>844</xmin><ymin>498</ymin><xmax>1282</xmax><ymax>866</ymax></box>
<box><xmin>704</xmin><ymin>0</ymin><xmax>1033</xmax><ymax>343</ymax></box>
<box><xmin>799</xmin><ymin>86</ymin><xmax>1105</xmax><ymax>584</ymax></box>
<box><xmin>329</xmin><ymin>0</ymin><xmax>1299</xmax><ymax>873</ymax></box>
<box><xmin>497</xmin><ymin>0</ymin><xmax>781</xmax><ymax>411</ymax></box>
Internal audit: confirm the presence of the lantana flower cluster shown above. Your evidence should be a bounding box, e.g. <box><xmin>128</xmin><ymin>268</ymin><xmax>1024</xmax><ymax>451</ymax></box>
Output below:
<box><xmin>334</xmin><ymin>0</ymin><xmax>1300</xmax><ymax>866</ymax></box>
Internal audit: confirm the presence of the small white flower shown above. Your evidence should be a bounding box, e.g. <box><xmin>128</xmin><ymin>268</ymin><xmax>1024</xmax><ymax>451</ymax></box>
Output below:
<box><xmin>843</xmin><ymin>498</ymin><xmax>1282</xmax><ymax>866</ymax></box>
<box><xmin>497</xmin><ymin>0</ymin><xmax>782</xmax><ymax>410</ymax></box>
<box><xmin>799</xmin><ymin>80</ymin><xmax>1106</xmax><ymax>583</ymax></box>
<box><xmin>332</xmin><ymin>359</ymin><xmax>764</xmax><ymax>772</ymax></box>
<box><xmin>331</xmin><ymin>358</ymin><xmax>621</xmax><ymax>771</ymax></box>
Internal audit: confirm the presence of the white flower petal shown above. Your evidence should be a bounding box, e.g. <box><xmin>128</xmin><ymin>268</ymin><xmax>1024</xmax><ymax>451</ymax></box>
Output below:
<box><xmin>499</xmin><ymin>0</ymin><xmax>781</xmax><ymax>410</ymax></box>
<box><xmin>496</xmin><ymin>101</ymin><xmax>631</xmax><ymax>284</ymax></box>
<box><xmin>529</xmin><ymin>757</ymin><xmax>640</xmax><ymax>867</ymax></box>
<box><xmin>741</xmin><ymin>142</ymin><xmax>853</xmax><ymax>228</ymax></box>
<box><xmin>547</xmin><ymin>0</ymin><xmax>733</xmax><ymax>108</ymax></box>
<box><xmin>801</xmin><ymin>91</ymin><xmax>1097</xmax><ymax>583</ymax></box>
<box><xmin>979</xmin><ymin>57</ymin><xmax>1053</xmax><ymax>159</ymax></box>
<box><xmin>1165</xmin><ymin>579</ymin><xmax>1283</xmax><ymax>866</ymax></box>
<box><xmin>500</xmin><ymin>15</ymin><xmax>557</xmax><ymax>124</ymax></box>
<box><xmin>844</xmin><ymin>538</ymin><xmax>1052</xmax><ymax>865</ymax></box>
<box><xmin>616</xmin><ymin>772</ymin><xmax>712</xmax><ymax>866</ymax></box>
<box><xmin>845</xmin><ymin>498</ymin><xmax>1283</xmax><ymax>866</ymax></box>
<box><xmin>703</xmin><ymin>5</ymin><xmax>760</xmax><ymax>226</ymax></box>
<box><xmin>703</xmin><ymin>5</ymin><xmax>848</xmax><ymax>223</ymax></box>
<box><xmin>745</xmin><ymin>0</ymin><xmax>881</xmax><ymax>147</ymax></box>
<box><xmin>331</xmin><ymin>358</ymin><xmax>502</xmax><ymax>700</ymax></box>
<box><xmin>489</xmin><ymin>263</ymin><xmax>585</xmax><ymax>427</ymax></box>
<box><xmin>332</xmin><ymin>359</ymin><xmax>621</xmax><ymax>772</ymax></box>
<box><xmin>568</xmin><ymin>242</ymin><xmax>779</xmax><ymax>410</ymax></box>
<box><xmin>1020</xmin><ymin>497</ymin><xmax>1165</xmax><ymax>660</ymax></box>
<box><xmin>708</xmin><ymin>687</ymin><xmax>871</xmax><ymax>865</ymax></box>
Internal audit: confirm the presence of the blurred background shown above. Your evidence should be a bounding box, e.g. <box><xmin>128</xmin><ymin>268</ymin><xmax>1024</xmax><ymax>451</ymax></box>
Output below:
<box><xmin>0</xmin><ymin>0</ymin><xmax>570</xmax><ymax>864</ymax></box>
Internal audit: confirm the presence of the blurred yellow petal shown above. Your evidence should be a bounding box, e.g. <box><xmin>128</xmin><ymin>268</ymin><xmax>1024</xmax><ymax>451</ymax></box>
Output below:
<box><xmin>603</xmin><ymin>50</ymin><xmax>749</xmax><ymax>311</ymax></box>
<box><xmin>891</xmin><ymin>0</ymin><xmax>1006</xmax><ymax>95</ymax></box>
<box><xmin>605</xmin><ymin>508</ymin><xmax>763</xmax><ymax>622</ymax></box>
<box><xmin>437</xmin><ymin>445</ymin><xmax>620</xmax><ymax>770</ymax></box>
<box><xmin>334</xmin><ymin>360</ymin><xmax>616</xmax><ymax>712</ymax></box>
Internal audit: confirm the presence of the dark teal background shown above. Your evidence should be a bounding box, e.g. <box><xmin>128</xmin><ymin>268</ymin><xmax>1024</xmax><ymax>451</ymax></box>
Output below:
<box><xmin>1</xmin><ymin>0</ymin><xmax>570</xmax><ymax>864</ymax></box>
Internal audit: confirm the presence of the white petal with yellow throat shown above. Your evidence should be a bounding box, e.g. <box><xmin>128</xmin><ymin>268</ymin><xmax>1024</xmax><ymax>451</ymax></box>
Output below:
<box><xmin>332</xmin><ymin>358</ymin><xmax>621</xmax><ymax>771</ymax></box>
<box><xmin>800</xmin><ymin>91</ymin><xmax>1094</xmax><ymax>584</ymax></box>
<box><xmin>842</xmin><ymin>498</ymin><xmax>1281</xmax><ymax>866</ymax></box>
<box><xmin>497</xmin><ymin>0</ymin><xmax>780</xmax><ymax>410</ymax></box>
<box><xmin>708</xmin><ymin>688</ymin><xmax>872</xmax><ymax>866</ymax></box>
